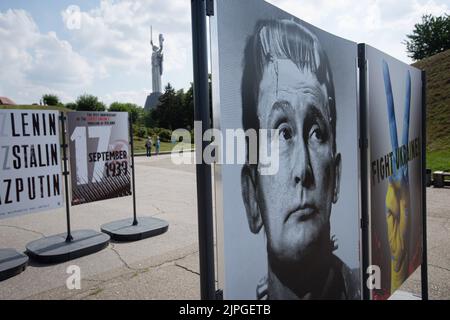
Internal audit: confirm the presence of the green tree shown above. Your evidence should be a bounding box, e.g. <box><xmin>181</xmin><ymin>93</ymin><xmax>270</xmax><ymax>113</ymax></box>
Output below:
<box><xmin>405</xmin><ymin>14</ymin><xmax>450</xmax><ymax>60</ymax></box>
<box><xmin>189</xmin><ymin>74</ymin><xmax>213</xmax><ymax>128</ymax></box>
<box><xmin>174</xmin><ymin>89</ymin><xmax>187</xmax><ymax>129</ymax></box>
<box><xmin>152</xmin><ymin>83</ymin><xmax>183</xmax><ymax>130</ymax></box>
<box><xmin>109</xmin><ymin>102</ymin><xmax>143</xmax><ymax>124</ymax></box>
<box><xmin>182</xmin><ymin>83</ymin><xmax>194</xmax><ymax>129</ymax></box>
<box><xmin>143</xmin><ymin>110</ymin><xmax>156</xmax><ymax>128</ymax></box>
<box><xmin>42</xmin><ymin>94</ymin><xmax>59</xmax><ymax>106</ymax></box>
<box><xmin>65</xmin><ymin>102</ymin><xmax>77</xmax><ymax>110</ymax></box>
<box><xmin>75</xmin><ymin>94</ymin><xmax>106</xmax><ymax>111</ymax></box>
<box><xmin>148</xmin><ymin>83</ymin><xmax>195</xmax><ymax>130</ymax></box>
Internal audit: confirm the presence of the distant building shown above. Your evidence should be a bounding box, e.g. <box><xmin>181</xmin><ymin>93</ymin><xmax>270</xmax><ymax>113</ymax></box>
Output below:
<box><xmin>0</xmin><ymin>96</ymin><xmax>16</xmax><ymax>105</ymax></box>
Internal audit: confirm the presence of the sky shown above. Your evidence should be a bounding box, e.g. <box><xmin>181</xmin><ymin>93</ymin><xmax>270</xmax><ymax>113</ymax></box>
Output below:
<box><xmin>0</xmin><ymin>0</ymin><xmax>448</xmax><ymax>107</ymax></box>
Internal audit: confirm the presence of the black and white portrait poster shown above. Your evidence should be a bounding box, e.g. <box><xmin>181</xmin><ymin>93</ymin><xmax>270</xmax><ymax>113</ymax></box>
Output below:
<box><xmin>0</xmin><ymin>110</ymin><xmax>63</xmax><ymax>219</ymax></box>
<box><xmin>365</xmin><ymin>45</ymin><xmax>423</xmax><ymax>300</ymax></box>
<box><xmin>68</xmin><ymin>111</ymin><xmax>131</xmax><ymax>206</ymax></box>
<box><xmin>211</xmin><ymin>0</ymin><xmax>362</xmax><ymax>299</ymax></box>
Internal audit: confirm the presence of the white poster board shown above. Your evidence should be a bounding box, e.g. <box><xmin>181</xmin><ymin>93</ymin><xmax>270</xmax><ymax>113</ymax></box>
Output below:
<box><xmin>211</xmin><ymin>0</ymin><xmax>362</xmax><ymax>299</ymax></box>
<box><xmin>0</xmin><ymin>110</ymin><xmax>63</xmax><ymax>219</ymax></box>
<box><xmin>68</xmin><ymin>111</ymin><xmax>131</xmax><ymax>206</ymax></box>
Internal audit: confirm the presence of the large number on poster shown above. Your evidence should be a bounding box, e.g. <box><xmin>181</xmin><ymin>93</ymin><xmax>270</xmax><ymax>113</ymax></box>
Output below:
<box><xmin>0</xmin><ymin>110</ymin><xmax>63</xmax><ymax>218</ymax></box>
<box><xmin>68</xmin><ymin>112</ymin><xmax>131</xmax><ymax>205</ymax></box>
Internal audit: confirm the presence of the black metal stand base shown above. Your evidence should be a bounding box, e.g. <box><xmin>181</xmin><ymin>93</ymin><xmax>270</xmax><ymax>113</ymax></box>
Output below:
<box><xmin>0</xmin><ymin>248</ymin><xmax>28</xmax><ymax>281</ymax></box>
<box><xmin>101</xmin><ymin>217</ymin><xmax>169</xmax><ymax>242</ymax></box>
<box><xmin>26</xmin><ymin>229</ymin><xmax>110</xmax><ymax>264</ymax></box>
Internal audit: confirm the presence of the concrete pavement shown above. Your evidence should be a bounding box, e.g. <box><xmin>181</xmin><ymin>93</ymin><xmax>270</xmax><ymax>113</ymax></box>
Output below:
<box><xmin>398</xmin><ymin>187</ymin><xmax>450</xmax><ymax>299</ymax></box>
<box><xmin>0</xmin><ymin>153</ymin><xmax>200</xmax><ymax>300</ymax></box>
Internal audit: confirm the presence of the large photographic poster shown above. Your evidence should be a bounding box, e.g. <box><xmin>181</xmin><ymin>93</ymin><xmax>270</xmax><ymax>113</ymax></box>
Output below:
<box><xmin>0</xmin><ymin>110</ymin><xmax>63</xmax><ymax>218</ymax></box>
<box><xmin>211</xmin><ymin>0</ymin><xmax>361</xmax><ymax>299</ymax></box>
<box><xmin>366</xmin><ymin>45</ymin><xmax>423</xmax><ymax>300</ymax></box>
<box><xmin>68</xmin><ymin>112</ymin><xmax>131</xmax><ymax>205</ymax></box>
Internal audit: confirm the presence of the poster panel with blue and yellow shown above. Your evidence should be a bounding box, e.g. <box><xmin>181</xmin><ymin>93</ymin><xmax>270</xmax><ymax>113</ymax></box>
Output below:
<box><xmin>366</xmin><ymin>45</ymin><xmax>423</xmax><ymax>299</ymax></box>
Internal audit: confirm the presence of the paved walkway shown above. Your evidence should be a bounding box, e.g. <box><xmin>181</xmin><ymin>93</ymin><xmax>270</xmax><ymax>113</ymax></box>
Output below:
<box><xmin>398</xmin><ymin>187</ymin><xmax>450</xmax><ymax>299</ymax></box>
<box><xmin>0</xmin><ymin>154</ymin><xmax>200</xmax><ymax>299</ymax></box>
<box><xmin>0</xmin><ymin>153</ymin><xmax>449</xmax><ymax>299</ymax></box>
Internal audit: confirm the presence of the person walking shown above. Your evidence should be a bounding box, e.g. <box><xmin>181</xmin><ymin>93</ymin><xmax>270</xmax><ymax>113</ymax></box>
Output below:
<box><xmin>145</xmin><ymin>136</ymin><xmax>153</xmax><ymax>157</ymax></box>
<box><xmin>155</xmin><ymin>136</ymin><xmax>161</xmax><ymax>155</ymax></box>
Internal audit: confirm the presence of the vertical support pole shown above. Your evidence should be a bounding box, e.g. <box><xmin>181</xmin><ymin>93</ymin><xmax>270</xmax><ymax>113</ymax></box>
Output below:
<box><xmin>129</xmin><ymin>116</ymin><xmax>138</xmax><ymax>226</ymax></box>
<box><xmin>421</xmin><ymin>70</ymin><xmax>428</xmax><ymax>300</ymax></box>
<box><xmin>191</xmin><ymin>0</ymin><xmax>216</xmax><ymax>300</ymax></box>
<box><xmin>358</xmin><ymin>44</ymin><xmax>370</xmax><ymax>300</ymax></box>
<box><xmin>60</xmin><ymin>112</ymin><xmax>73</xmax><ymax>242</ymax></box>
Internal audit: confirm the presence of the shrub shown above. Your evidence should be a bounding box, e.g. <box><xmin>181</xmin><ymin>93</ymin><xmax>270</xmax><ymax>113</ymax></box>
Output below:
<box><xmin>136</xmin><ymin>127</ymin><xmax>147</xmax><ymax>138</ymax></box>
<box><xmin>42</xmin><ymin>94</ymin><xmax>59</xmax><ymax>106</ymax></box>
<box><xmin>109</xmin><ymin>102</ymin><xmax>143</xmax><ymax>124</ymax></box>
<box><xmin>75</xmin><ymin>94</ymin><xmax>106</xmax><ymax>111</ymax></box>
<box><xmin>65</xmin><ymin>102</ymin><xmax>77</xmax><ymax>110</ymax></box>
<box><xmin>158</xmin><ymin>128</ymin><xmax>172</xmax><ymax>142</ymax></box>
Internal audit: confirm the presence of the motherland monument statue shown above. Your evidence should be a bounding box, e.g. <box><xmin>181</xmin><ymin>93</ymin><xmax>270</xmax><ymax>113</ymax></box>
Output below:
<box><xmin>145</xmin><ymin>27</ymin><xmax>164</xmax><ymax>111</ymax></box>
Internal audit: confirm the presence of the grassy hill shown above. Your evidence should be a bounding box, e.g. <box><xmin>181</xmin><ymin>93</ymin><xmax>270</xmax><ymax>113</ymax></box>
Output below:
<box><xmin>413</xmin><ymin>49</ymin><xmax>450</xmax><ymax>171</ymax></box>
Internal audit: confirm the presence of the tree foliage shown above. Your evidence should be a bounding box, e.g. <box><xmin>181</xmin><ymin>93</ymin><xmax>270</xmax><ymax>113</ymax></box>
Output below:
<box><xmin>54</xmin><ymin>81</ymin><xmax>195</xmax><ymax>132</ymax></box>
<box><xmin>405</xmin><ymin>14</ymin><xmax>450</xmax><ymax>61</ymax></box>
<box><xmin>151</xmin><ymin>83</ymin><xmax>193</xmax><ymax>130</ymax></box>
<box><xmin>109</xmin><ymin>102</ymin><xmax>143</xmax><ymax>124</ymax></box>
<box><xmin>75</xmin><ymin>94</ymin><xmax>106</xmax><ymax>111</ymax></box>
<box><xmin>65</xmin><ymin>102</ymin><xmax>77</xmax><ymax>110</ymax></box>
<box><xmin>42</xmin><ymin>94</ymin><xmax>59</xmax><ymax>106</ymax></box>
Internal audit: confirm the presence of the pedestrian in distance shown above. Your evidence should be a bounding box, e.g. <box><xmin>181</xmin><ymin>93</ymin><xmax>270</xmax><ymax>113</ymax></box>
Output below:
<box><xmin>155</xmin><ymin>136</ymin><xmax>161</xmax><ymax>155</ymax></box>
<box><xmin>145</xmin><ymin>136</ymin><xmax>153</xmax><ymax>157</ymax></box>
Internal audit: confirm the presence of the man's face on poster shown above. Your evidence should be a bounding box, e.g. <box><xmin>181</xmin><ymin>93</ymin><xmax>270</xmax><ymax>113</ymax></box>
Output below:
<box><xmin>254</xmin><ymin>59</ymin><xmax>341</xmax><ymax>264</ymax></box>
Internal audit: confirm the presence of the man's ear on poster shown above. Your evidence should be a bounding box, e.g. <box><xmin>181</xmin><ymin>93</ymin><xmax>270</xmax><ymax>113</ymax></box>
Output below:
<box><xmin>241</xmin><ymin>164</ymin><xmax>263</xmax><ymax>234</ymax></box>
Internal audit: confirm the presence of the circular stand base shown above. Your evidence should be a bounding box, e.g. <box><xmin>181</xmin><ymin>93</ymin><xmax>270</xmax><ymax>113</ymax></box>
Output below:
<box><xmin>0</xmin><ymin>248</ymin><xmax>28</xmax><ymax>281</ymax></box>
<box><xmin>101</xmin><ymin>217</ymin><xmax>169</xmax><ymax>242</ymax></box>
<box><xmin>26</xmin><ymin>229</ymin><xmax>110</xmax><ymax>264</ymax></box>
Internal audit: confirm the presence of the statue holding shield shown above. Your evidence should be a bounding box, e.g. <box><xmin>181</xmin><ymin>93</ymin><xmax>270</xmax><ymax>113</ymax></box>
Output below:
<box><xmin>151</xmin><ymin>31</ymin><xmax>164</xmax><ymax>93</ymax></box>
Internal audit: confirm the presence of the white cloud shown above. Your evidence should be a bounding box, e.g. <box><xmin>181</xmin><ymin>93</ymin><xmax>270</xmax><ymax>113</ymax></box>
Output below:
<box><xmin>103</xmin><ymin>88</ymin><xmax>151</xmax><ymax>107</ymax></box>
<box><xmin>267</xmin><ymin>0</ymin><xmax>449</xmax><ymax>63</ymax></box>
<box><xmin>62</xmin><ymin>0</ymin><xmax>192</xmax><ymax>80</ymax></box>
<box><xmin>28</xmin><ymin>31</ymin><xmax>93</xmax><ymax>86</ymax></box>
<box><xmin>0</xmin><ymin>9</ymin><xmax>93</xmax><ymax>104</ymax></box>
<box><xmin>58</xmin><ymin>0</ymin><xmax>193</xmax><ymax>107</ymax></box>
<box><xmin>0</xmin><ymin>1</ymin><xmax>193</xmax><ymax>107</ymax></box>
<box><xmin>1</xmin><ymin>0</ymin><xmax>448</xmax><ymax>106</ymax></box>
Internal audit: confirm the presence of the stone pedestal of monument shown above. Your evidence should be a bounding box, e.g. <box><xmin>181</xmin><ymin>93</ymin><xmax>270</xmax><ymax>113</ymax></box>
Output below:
<box><xmin>144</xmin><ymin>92</ymin><xmax>162</xmax><ymax>112</ymax></box>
